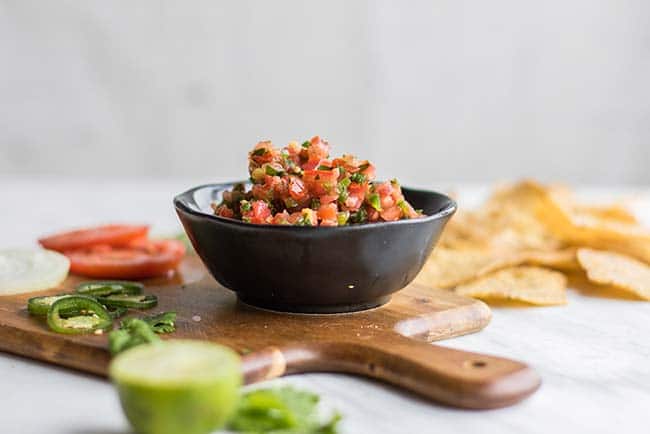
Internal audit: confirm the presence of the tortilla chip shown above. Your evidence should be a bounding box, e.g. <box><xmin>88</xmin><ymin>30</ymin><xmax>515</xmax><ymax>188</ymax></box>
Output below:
<box><xmin>519</xmin><ymin>248</ymin><xmax>580</xmax><ymax>271</ymax></box>
<box><xmin>520</xmin><ymin>181</ymin><xmax>650</xmax><ymax>264</ymax></box>
<box><xmin>476</xmin><ymin>182</ymin><xmax>565</xmax><ymax>251</ymax></box>
<box><xmin>437</xmin><ymin>210</ymin><xmax>492</xmax><ymax>250</ymax></box>
<box><xmin>454</xmin><ymin>266</ymin><xmax>568</xmax><ymax>306</ymax></box>
<box><xmin>439</xmin><ymin>182</ymin><xmax>565</xmax><ymax>252</ymax></box>
<box><xmin>575</xmin><ymin>204</ymin><xmax>638</xmax><ymax>225</ymax></box>
<box><xmin>576</xmin><ymin>249</ymin><xmax>650</xmax><ymax>300</ymax></box>
<box><xmin>565</xmin><ymin>269</ymin><xmax>643</xmax><ymax>301</ymax></box>
<box><xmin>415</xmin><ymin>248</ymin><xmax>523</xmax><ymax>289</ymax></box>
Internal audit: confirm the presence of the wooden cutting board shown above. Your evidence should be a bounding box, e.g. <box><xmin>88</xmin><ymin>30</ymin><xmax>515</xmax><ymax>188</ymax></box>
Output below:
<box><xmin>0</xmin><ymin>256</ymin><xmax>540</xmax><ymax>409</ymax></box>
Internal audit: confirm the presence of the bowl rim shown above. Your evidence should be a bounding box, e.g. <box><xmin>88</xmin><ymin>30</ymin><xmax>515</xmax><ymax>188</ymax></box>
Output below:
<box><xmin>174</xmin><ymin>181</ymin><xmax>457</xmax><ymax>231</ymax></box>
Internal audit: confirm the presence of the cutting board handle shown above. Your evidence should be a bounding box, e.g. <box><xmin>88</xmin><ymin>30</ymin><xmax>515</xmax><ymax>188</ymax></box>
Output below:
<box><xmin>242</xmin><ymin>335</ymin><xmax>540</xmax><ymax>409</ymax></box>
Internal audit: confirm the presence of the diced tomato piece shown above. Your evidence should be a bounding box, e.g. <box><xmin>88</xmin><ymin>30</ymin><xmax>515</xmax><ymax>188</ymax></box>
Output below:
<box><xmin>307</xmin><ymin>136</ymin><xmax>329</xmax><ymax>160</ymax></box>
<box><xmin>319</xmin><ymin>194</ymin><xmax>338</xmax><ymax>205</ymax></box>
<box><xmin>252</xmin><ymin>184</ymin><xmax>272</xmax><ymax>201</ymax></box>
<box><xmin>301</xmin><ymin>156</ymin><xmax>321</xmax><ymax>171</ymax></box>
<box><xmin>317</xmin><ymin>159</ymin><xmax>333</xmax><ymax>169</ymax></box>
<box><xmin>342</xmin><ymin>182</ymin><xmax>367</xmax><ymax>211</ymax></box>
<box><xmin>380</xmin><ymin>195</ymin><xmax>395</xmax><ymax>209</ymax></box>
<box><xmin>303</xmin><ymin>169</ymin><xmax>338</xmax><ymax>196</ymax></box>
<box><xmin>263</xmin><ymin>175</ymin><xmax>287</xmax><ymax>197</ymax></box>
<box><xmin>380</xmin><ymin>206</ymin><xmax>402</xmax><ymax>222</ymax></box>
<box><xmin>286</xmin><ymin>141</ymin><xmax>301</xmax><ymax>156</ymax></box>
<box><xmin>271</xmin><ymin>211</ymin><xmax>291</xmax><ymax>225</ymax></box>
<box><xmin>375</xmin><ymin>181</ymin><xmax>393</xmax><ymax>197</ymax></box>
<box><xmin>331</xmin><ymin>157</ymin><xmax>356</xmax><ymax>176</ymax></box>
<box><xmin>250</xmin><ymin>141</ymin><xmax>276</xmax><ymax>164</ymax></box>
<box><xmin>317</xmin><ymin>203</ymin><xmax>338</xmax><ymax>222</ymax></box>
<box><xmin>214</xmin><ymin>204</ymin><xmax>235</xmax><ymax>219</ymax></box>
<box><xmin>287</xmin><ymin>212</ymin><xmax>303</xmax><ymax>225</ymax></box>
<box><xmin>344</xmin><ymin>195</ymin><xmax>363</xmax><ymax>211</ymax></box>
<box><xmin>375</xmin><ymin>181</ymin><xmax>396</xmax><ymax>208</ymax></box>
<box><xmin>242</xmin><ymin>200</ymin><xmax>272</xmax><ymax>224</ymax></box>
<box><xmin>288</xmin><ymin>176</ymin><xmax>308</xmax><ymax>201</ymax></box>
<box><xmin>360</xmin><ymin>163</ymin><xmax>376</xmax><ymax>181</ymax></box>
<box><xmin>348</xmin><ymin>182</ymin><xmax>367</xmax><ymax>195</ymax></box>
<box><xmin>252</xmin><ymin>200</ymin><xmax>272</xmax><ymax>224</ymax></box>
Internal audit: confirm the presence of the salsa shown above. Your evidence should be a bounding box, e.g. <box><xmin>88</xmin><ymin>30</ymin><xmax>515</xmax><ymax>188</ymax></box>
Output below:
<box><xmin>212</xmin><ymin>136</ymin><xmax>423</xmax><ymax>226</ymax></box>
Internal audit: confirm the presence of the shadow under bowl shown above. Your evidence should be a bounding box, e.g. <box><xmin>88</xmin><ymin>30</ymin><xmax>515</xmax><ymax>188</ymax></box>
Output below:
<box><xmin>174</xmin><ymin>182</ymin><xmax>456</xmax><ymax>314</ymax></box>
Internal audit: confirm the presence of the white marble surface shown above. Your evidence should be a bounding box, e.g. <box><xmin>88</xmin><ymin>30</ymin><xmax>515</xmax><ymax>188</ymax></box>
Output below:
<box><xmin>1</xmin><ymin>177</ymin><xmax>650</xmax><ymax>434</ymax></box>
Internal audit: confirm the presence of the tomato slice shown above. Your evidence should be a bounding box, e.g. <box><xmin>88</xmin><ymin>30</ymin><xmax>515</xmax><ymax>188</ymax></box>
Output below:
<box><xmin>65</xmin><ymin>239</ymin><xmax>185</xmax><ymax>279</ymax></box>
<box><xmin>39</xmin><ymin>225</ymin><xmax>149</xmax><ymax>252</ymax></box>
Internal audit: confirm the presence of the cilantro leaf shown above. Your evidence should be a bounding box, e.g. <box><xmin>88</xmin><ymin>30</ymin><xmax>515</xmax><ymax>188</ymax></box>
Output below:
<box><xmin>108</xmin><ymin>318</ymin><xmax>160</xmax><ymax>356</ymax></box>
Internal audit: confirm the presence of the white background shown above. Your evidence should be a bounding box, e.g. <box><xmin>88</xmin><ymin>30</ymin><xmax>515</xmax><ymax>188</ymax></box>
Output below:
<box><xmin>1</xmin><ymin>0</ymin><xmax>649</xmax><ymax>185</ymax></box>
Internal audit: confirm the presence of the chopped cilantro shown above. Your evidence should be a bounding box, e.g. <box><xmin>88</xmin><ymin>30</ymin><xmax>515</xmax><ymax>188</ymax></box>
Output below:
<box><xmin>265</xmin><ymin>164</ymin><xmax>285</xmax><ymax>176</ymax></box>
<box><xmin>349</xmin><ymin>172</ymin><xmax>366</xmax><ymax>184</ymax></box>
<box><xmin>349</xmin><ymin>208</ymin><xmax>368</xmax><ymax>224</ymax></box>
<box><xmin>108</xmin><ymin>318</ymin><xmax>161</xmax><ymax>356</ymax></box>
<box><xmin>301</xmin><ymin>140</ymin><xmax>311</xmax><ymax>149</ymax></box>
<box><xmin>284</xmin><ymin>197</ymin><xmax>298</xmax><ymax>209</ymax></box>
<box><xmin>367</xmin><ymin>193</ymin><xmax>382</xmax><ymax>211</ymax></box>
<box><xmin>337</xmin><ymin>178</ymin><xmax>351</xmax><ymax>203</ymax></box>
<box><xmin>295</xmin><ymin>216</ymin><xmax>310</xmax><ymax>226</ymax></box>
<box><xmin>227</xmin><ymin>387</ymin><xmax>341</xmax><ymax>434</ymax></box>
<box><xmin>397</xmin><ymin>199</ymin><xmax>409</xmax><ymax>217</ymax></box>
<box><xmin>252</xmin><ymin>148</ymin><xmax>267</xmax><ymax>157</ymax></box>
<box><xmin>240</xmin><ymin>200</ymin><xmax>252</xmax><ymax>213</ymax></box>
<box><xmin>296</xmin><ymin>210</ymin><xmax>314</xmax><ymax>226</ymax></box>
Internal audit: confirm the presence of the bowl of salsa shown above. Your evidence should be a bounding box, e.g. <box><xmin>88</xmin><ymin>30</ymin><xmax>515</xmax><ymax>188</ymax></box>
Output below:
<box><xmin>174</xmin><ymin>137</ymin><xmax>456</xmax><ymax>313</ymax></box>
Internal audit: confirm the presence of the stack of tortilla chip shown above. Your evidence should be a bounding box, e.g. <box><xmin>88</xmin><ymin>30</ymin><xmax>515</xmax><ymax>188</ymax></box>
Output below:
<box><xmin>415</xmin><ymin>180</ymin><xmax>650</xmax><ymax>306</ymax></box>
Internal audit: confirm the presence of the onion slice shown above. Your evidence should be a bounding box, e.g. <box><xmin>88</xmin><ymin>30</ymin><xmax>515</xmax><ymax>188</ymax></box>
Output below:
<box><xmin>0</xmin><ymin>249</ymin><xmax>70</xmax><ymax>295</ymax></box>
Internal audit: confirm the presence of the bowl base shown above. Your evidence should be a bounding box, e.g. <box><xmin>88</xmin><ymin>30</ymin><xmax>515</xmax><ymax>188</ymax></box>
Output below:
<box><xmin>236</xmin><ymin>294</ymin><xmax>391</xmax><ymax>314</ymax></box>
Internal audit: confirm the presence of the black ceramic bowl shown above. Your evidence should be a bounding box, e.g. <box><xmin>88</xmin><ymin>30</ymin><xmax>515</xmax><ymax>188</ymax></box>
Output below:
<box><xmin>174</xmin><ymin>182</ymin><xmax>456</xmax><ymax>313</ymax></box>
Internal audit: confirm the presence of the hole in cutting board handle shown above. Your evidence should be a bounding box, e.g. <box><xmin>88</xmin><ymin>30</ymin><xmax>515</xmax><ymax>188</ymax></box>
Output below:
<box><xmin>465</xmin><ymin>359</ymin><xmax>487</xmax><ymax>368</ymax></box>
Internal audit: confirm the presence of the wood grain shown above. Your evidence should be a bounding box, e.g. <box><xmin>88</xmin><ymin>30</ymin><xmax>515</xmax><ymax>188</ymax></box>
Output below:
<box><xmin>0</xmin><ymin>256</ymin><xmax>540</xmax><ymax>409</ymax></box>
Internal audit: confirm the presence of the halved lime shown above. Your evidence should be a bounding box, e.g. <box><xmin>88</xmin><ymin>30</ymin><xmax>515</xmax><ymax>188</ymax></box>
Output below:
<box><xmin>109</xmin><ymin>340</ymin><xmax>242</xmax><ymax>434</ymax></box>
